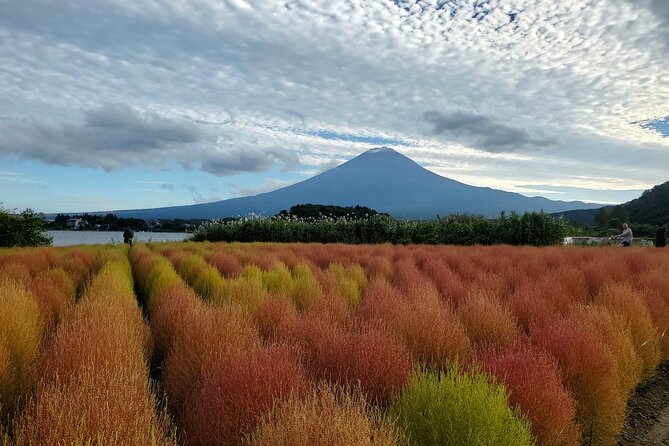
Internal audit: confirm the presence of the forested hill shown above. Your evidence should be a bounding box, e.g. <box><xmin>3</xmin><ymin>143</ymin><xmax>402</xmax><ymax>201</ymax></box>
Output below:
<box><xmin>625</xmin><ymin>181</ymin><xmax>669</xmax><ymax>224</ymax></box>
<box><xmin>555</xmin><ymin>180</ymin><xmax>669</xmax><ymax>225</ymax></box>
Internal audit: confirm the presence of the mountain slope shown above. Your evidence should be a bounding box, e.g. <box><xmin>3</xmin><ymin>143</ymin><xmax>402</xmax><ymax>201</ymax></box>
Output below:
<box><xmin>625</xmin><ymin>181</ymin><xmax>669</xmax><ymax>224</ymax></box>
<box><xmin>104</xmin><ymin>147</ymin><xmax>601</xmax><ymax>219</ymax></box>
<box><xmin>555</xmin><ymin>181</ymin><xmax>669</xmax><ymax>225</ymax></box>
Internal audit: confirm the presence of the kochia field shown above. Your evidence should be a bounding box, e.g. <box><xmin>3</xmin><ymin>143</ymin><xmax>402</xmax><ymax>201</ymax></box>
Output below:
<box><xmin>1</xmin><ymin>242</ymin><xmax>668</xmax><ymax>446</ymax></box>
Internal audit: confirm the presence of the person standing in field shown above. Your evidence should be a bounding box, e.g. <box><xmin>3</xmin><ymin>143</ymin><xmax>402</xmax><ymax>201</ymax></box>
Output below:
<box><xmin>123</xmin><ymin>227</ymin><xmax>134</xmax><ymax>246</ymax></box>
<box><xmin>656</xmin><ymin>222</ymin><xmax>667</xmax><ymax>248</ymax></box>
<box><xmin>611</xmin><ymin>223</ymin><xmax>633</xmax><ymax>247</ymax></box>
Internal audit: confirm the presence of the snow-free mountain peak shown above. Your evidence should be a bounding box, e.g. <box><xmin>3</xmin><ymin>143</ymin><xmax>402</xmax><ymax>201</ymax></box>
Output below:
<box><xmin>93</xmin><ymin>148</ymin><xmax>602</xmax><ymax>219</ymax></box>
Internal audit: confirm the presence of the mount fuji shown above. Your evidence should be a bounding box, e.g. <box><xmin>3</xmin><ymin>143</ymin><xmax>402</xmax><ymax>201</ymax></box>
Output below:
<box><xmin>104</xmin><ymin>147</ymin><xmax>601</xmax><ymax>219</ymax></box>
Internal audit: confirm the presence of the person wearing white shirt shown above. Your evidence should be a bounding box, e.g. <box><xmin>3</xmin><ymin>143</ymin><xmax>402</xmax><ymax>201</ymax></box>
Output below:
<box><xmin>611</xmin><ymin>223</ymin><xmax>633</xmax><ymax>247</ymax></box>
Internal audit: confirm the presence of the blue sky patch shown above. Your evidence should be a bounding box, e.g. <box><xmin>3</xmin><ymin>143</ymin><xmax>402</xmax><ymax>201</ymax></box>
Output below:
<box><xmin>640</xmin><ymin>116</ymin><xmax>669</xmax><ymax>137</ymax></box>
<box><xmin>300</xmin><ymin>129</ymin><xmax>408</xmax><ymax>147</ymax></box>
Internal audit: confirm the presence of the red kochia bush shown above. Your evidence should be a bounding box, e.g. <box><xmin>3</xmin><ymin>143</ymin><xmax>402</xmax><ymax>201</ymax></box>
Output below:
<box><xmin>0</xmin><ymin>262</ymin><xmax>32</xmax><ymax>285</ymax></box>
<box><xmin>507</xmin><ymin>283</ymin><xmax>554</xmax><ymax>332</ymax></box>
<box><xmin>149</xmin><ymin>281</ymin><xmax>204</xmax><ymax>360</ymax></box>
<box><xmin>253</xmin><ymin>294</ymin><xmax>299</xmax><ymax>340</ymax></box>
<box><xmin>30</xmin><ymin>268</ymin><xmax>76</xmax><ymax>329</ymax></box>
<box><xmin>421</xmin><ymin>258</ymin><xmax>467</xmax><ymax>306</ymax></box>
<box><xmin>206</xmin><ymin>251</ymin><xmax>243</xmax><ymax>277</ymax></box>
<box><xmin>163</xmin><ymin>303</ymin><xmax>262</xmax><ymax>419</ymax></box>
<box><xmin>530</xmin><ymin>317</ymin><xmax>625</xmax><ymax>446</ymax></box>
<box><xmin>357</xmin><ymin>279</ymin><xmax>471</xmax><ymax>369</ymax></box>
<box><xmin>391</xmin><ymin>258</ymin><xmax>426</xmax><ymax>292</ymax></box>
<box><xmin>181</xmin><ymin>344</ymin><xmax>307</xmax><ymax>446</ymax></box>
<box><xmin>479</xmin><ymin>342</ymin><xmax>581</xmax><ymax>446</ymax></box>
<box><xmin>312</xmin><ymin>325</ymin><xmax>412</xmax><ymax>406</ymax></box>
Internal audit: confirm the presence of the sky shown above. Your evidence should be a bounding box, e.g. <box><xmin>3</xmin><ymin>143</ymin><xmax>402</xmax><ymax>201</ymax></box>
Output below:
<box><xmin>1</xmin><ymin>0</ymin><xmax>669</xmax><ymax>213</ymax></box>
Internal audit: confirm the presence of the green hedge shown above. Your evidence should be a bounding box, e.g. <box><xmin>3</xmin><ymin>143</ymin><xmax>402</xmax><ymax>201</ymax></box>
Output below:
<box><xmin>190</xmin><ymin>211</ymin><xmax>568</xmax><ymax>246</ymax></box>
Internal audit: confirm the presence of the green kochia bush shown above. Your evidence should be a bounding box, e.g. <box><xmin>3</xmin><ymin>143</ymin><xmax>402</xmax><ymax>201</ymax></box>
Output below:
<box><xmin>190</xmin><ymin>211</ymin><xmax>568</xmax><ymax>246</ymax></box>
<box><xmin>391</xmin><ymin>367</ymin><xmax>536</xmax><ymax>446</ymax></box>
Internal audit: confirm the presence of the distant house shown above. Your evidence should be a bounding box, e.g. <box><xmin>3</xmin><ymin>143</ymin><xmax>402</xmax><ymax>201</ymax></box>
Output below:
<box><xmin>66</xmin><ymin>218</ymin><xmax>83</xmax><ymax>229</ymax></box>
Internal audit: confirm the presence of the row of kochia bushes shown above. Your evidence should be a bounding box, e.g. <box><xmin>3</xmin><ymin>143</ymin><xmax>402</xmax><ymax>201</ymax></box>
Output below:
<box><xmin>0</xmin><ymin>246</ymin><xmax>176</xmax><ymax>445</ymax></box>
<box><xmin>136</xmin><ymin>242</ymin><xmax>668</xmax><ymax>446</ymax></box>
<box><xmin>2</xmin><ymin>242</ymin><xmax>668</xmax><ymax>445</ymax></box>
<box><xmin>0</xmin><ymin>247</ymin><xmax>98</xmax><ymax>424</ymax></box>
<box><xmin>190</xmin><ymin>211</ymin><xmax>570</xmax><ymax>246</ymax></box>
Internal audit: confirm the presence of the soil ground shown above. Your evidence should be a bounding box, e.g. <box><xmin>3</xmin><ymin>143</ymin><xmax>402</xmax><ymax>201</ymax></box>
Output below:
<box><xmin>618</xmin><ymin>361</ymin><xmax>669</xmax><ymax>445</ymax></box>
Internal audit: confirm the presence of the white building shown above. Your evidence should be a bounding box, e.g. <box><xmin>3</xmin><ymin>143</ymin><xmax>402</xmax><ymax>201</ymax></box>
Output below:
<box><xmin>66</xmin><ymin>218</ymin><xmax>83</xmax><ymax>229</ymax></box>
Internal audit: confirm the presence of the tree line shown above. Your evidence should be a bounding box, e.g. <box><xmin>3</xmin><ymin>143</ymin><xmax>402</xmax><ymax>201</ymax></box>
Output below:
<box><xmin>190</xmin><ymin>211</ymin><xmax>570</xmax><ymax>246</ymax></box>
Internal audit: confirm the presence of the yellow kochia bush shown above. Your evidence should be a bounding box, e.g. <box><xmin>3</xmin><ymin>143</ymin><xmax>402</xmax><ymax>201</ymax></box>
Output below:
<box><xmin>0</xmin><ymin>280</ymin><xmax>44</xmax><ymax>417</ymax></box>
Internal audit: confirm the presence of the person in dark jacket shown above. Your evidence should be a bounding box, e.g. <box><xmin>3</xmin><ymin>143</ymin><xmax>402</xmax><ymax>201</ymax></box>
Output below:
<box><xmin>656</xmin><ymin>222</ymin><xmax>667</xmax><ymax>248</ymax></box>
<box><xmin>123</xmin><ymin>227</ymin><xmax>134</xmax><ymax>246</ymax></box>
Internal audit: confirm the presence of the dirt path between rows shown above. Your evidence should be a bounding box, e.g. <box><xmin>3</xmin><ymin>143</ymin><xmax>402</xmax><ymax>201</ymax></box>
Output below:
<box><xmin>618</xmin><ymin>361</ymin><xmax>669</xmax><ymax>445</ymax></box>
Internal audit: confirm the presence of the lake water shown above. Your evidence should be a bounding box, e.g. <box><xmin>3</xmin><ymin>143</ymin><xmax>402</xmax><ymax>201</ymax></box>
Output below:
<box><xmin>48</xmin><ymin>231</ymin><xmax>190</xmax><ymax>246</ymax></box>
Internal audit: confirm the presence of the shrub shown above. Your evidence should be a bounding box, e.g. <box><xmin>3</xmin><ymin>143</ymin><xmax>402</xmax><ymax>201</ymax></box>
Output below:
<box><xmin>150</xmin><ymin>282</ymin><xmax>204</xmax><ymax>360</ymax></box>
<box><xmin>60</xmin><ymin>249</ymin><xmax>96</xmax><ymax>286</ymax></box>
<box><xmin>312</xmin><ymin>325</ymin><xmax>412</xmax><ymax>406</ymax></box>
<box><xmin>530</xmin><ymin>317</ymin><xmax>625</xmax><ymax>446</ymax></box>
<box><xmin>244</xmin><ymin>384</ymin><xmax>404</xmax><ymax>446</ymax></box>
<box><xmin>253</xmin><ymin>294</ymin><xmax>299</xmax><ymax>340</ymax></box>
<box><xmin>206</xmin><ymin>251</ymin><xmax>243</xmax><ymax>277</ymax></box>
<box><xmin>421</xmin><ymin>258</ymin><xmax>466</xmax><ymax>305</ymax></box>
<box><xmin>357</xmin><ymin>279</ymin><xmax>471</xmax><ymax>369</ymax></box>
<box><xmin>291</xmin><ymin>263</ymin><xmax>323</xmax><ymax>312</ymax></box>
<box><xmin>175</xmin><ymin>254</ymin><xmax>209</xmax><ymax>285</ymax></box>
<box><xmin>594</xmin><ymin>283</ymin><xmax>661</xmax><ymax>378</ymax></box>
<box><xmin>30</xmin><ymin>268</ymin><xmax>76</xmax><ymax>329</ymax></box>
<box><xmin>0</xmin><ymin>280</ymin><xmax>43</xmax><ymax>418</ymax></box>
<box><xmin>0</xmin><ymin>208</ymin><xmax>52</xmax><ymax>247</ymax></box>
<box><xmin>457</xmin><ymin>292</ymin><xmax>519</xmax><ymax>348</ymax></box>
<box><xmin>637</xmin><ymin>288</ymin><xmax>669</xmax><ymax>359</ymax></box>
<box><xmin>391</xmin><ymin>367</ymin><xmax>535</xmax><ymax>446</ymax></box>
<box><xmin>329</xmin><ymin>264</ymin><xmax>364</xmax><ymax>307</ymax></box>
<box><xmin>163</xmin><ymin>303</ymin><xmax>262</xmax><ymax>418</ymax></box>
<box><xmin>507</xmin><ymin>284</ymin><xmax>554</xmax><ymax>332</ymax></box>
<box><xmin>364</xmin><ymin>256</ymin><xmax>393</xmax><ymax>280</ymax></box>
<box><xmin>192</xmin><ymin>265</ymin><xmax>226</xmax><ymax>301</ymax></box>
<box><xmin>0</xmin><ymin>262</ymin><xmax>31</xmax><ymax>286</ymax></box>
<box><xmin>222</xmin><ymin>275</ymin><xmax>268</xmax><ymax>312</ymax></box>
<box><xmin>13</xmin><ymin>259</ymin><xmax>176</xmax><ymax>446</ymax></box>
<box><xmin>145</xmin><ymin>259</ymin><xmax>183</xmax><ymax>311</ymax></box>
<box><xmin>181</xmin><ymin>344</ymin><xmax>307</xmax><ymax>446</ymax></box>
<box><xmin>569</xmin><ymin>304</ymin><xmax>642</xmax><ymax>397</ymax></box>
<box><xmin>13</xmin><ymin>367</ymin><xmax>176</xmax><ymax>446</ymax></box>
<box><xmin>262</xmin><ymin>262</ymin><xmax>294</xmax><ymax>297</ymax></box>
<box><xmin>479</xmin><ymin>342</ymin><xmax>580</xmax><ymax>446</ymax></box>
